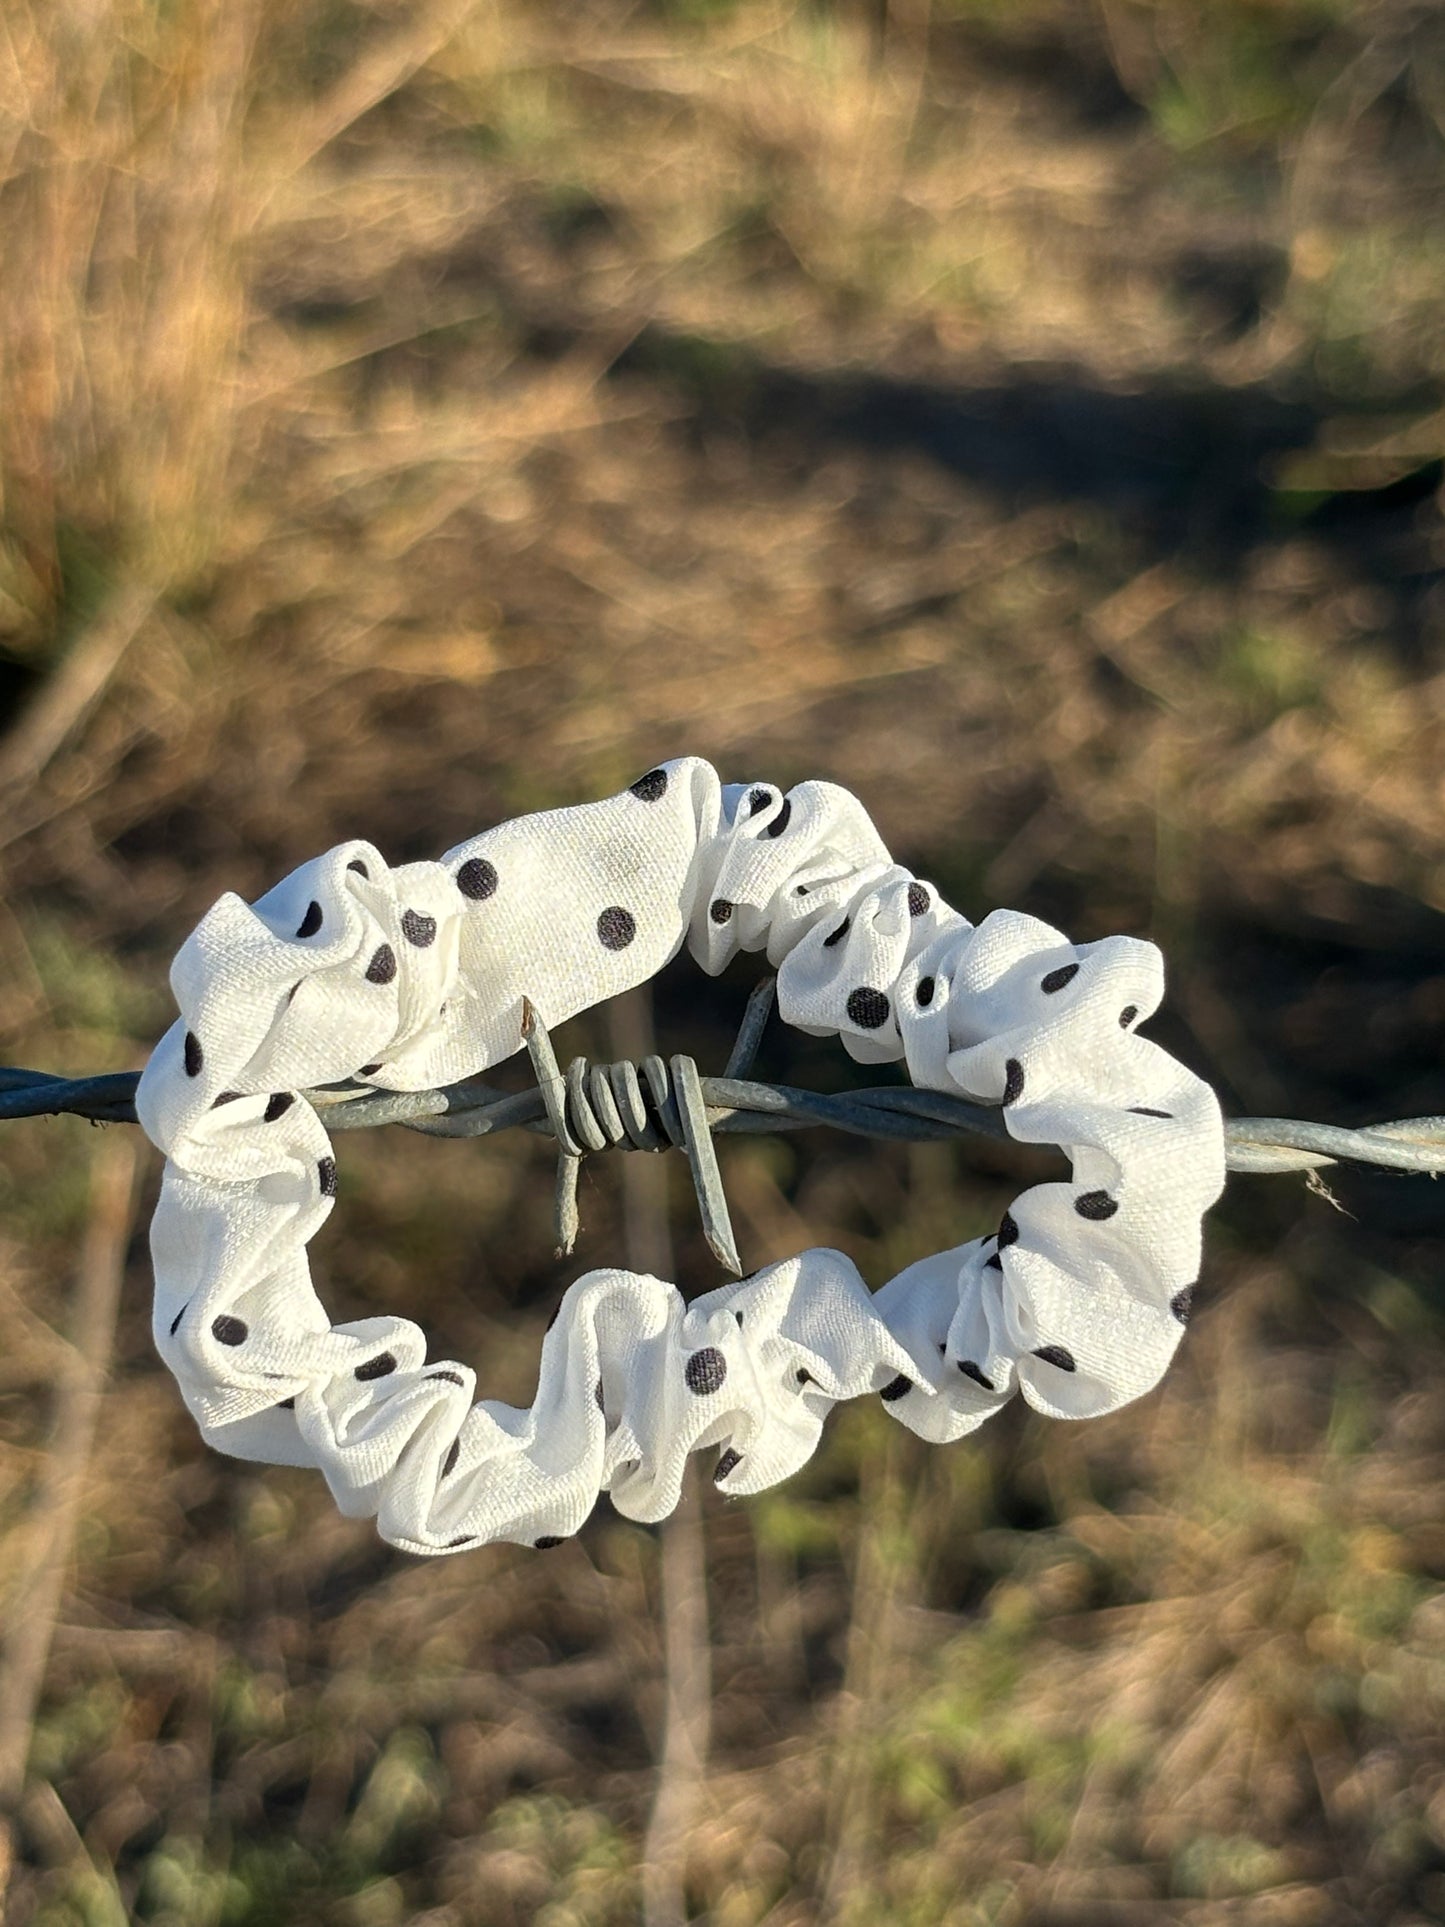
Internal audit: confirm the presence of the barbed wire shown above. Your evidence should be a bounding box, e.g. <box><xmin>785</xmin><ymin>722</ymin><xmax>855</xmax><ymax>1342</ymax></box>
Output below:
<box><xmin>1</xmin><ymin>977</ymin><xmax>1439</xmax><ymax>1273</ymax></box>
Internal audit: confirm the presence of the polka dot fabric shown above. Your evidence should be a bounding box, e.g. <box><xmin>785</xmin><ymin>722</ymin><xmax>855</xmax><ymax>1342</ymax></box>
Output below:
<box><xmin>136</xmin><ymin>758</ymin><xmax>1225</xmax><ymax>1554</ymax></box>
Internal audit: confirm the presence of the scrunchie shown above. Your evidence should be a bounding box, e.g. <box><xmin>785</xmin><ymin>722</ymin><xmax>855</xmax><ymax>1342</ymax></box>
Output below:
<box><xmin>136</xmin><ymin>758</ymin><xmax>1225</xmax><ymax>1553</ymax></box>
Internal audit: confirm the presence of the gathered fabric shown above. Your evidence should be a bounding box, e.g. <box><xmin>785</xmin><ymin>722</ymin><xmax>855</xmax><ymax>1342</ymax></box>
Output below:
<box><xmin>136</xmin><ymin>758</ymin><xmax>1225</xmax><ymax>1554</ymax></box>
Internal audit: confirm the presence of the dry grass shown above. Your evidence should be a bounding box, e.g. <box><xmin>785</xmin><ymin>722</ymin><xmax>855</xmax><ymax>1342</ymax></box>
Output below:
<box><xmin>0</xmin><ymin>1</ymin><xmax>1443</xmax><ymax>1922</ymax></box>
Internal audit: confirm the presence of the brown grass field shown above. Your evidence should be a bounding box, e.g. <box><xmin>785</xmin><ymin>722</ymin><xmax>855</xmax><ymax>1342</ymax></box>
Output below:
<box><xmin>1</xmin><ymin>1</ymin><xmax>1444</xmax><ymax>1921</ymax></box>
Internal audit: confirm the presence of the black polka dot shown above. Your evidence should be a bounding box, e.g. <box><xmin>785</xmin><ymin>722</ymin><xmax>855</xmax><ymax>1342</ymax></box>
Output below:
<box><xmin>1033</xmin><ymin>1345</ymin><xmax>1077</xmax><ymax>1373</ymax></box>
<box><xmin>355</xmin><ymin>1352</ymin><xmax>396</xmax><ymax>1381</ymax></box>
<box><xmin>263</xmin><ymin>1092</ymin><xmax>294</xmax><ymax>1123</ymax></box>
<box><xmin>795</xmin><ymin>1369</ymin><xmax>814</xmax><ymax>1390</ymax></box>
<box><xmin>734</xmin><ymin>1310</ymin><xmax>744</xmax><ymax>1327</ymax></box>
<box><xmin>428</xmin><ymin>1369</ymin><xmax>464</xmax><ymax>1386</ymax></box>
<box><xmin>457</xmin><ymin>857</ymin><xmax>498</xmax><ymax>900</ymax></box>
<box><xmin>985</xmin><ymin>1253</ymin><xmax>1003</xmax><ymax>1271</ymax></box>
<box><xmin>879</xmin><ymin>1374</ymin><xmax>912</xmax><ymax>1402</ymax></box>
<box><xmin>1119</xmin><ymin>1005</ymin><xmax>1138</xmax><ymax>1028</ymax></box>
<box><xmin>713</xmin><ymin>1449</ymin><xmax>742</xmax><ymax>1485</ymax></box>
<box><xmin>277</xmin><ymin>1396</ymin><xmax>296</xmax><ymax>1411</ymax></box>
<box><xmin>710</xmin><ymin>898</ymin><xmax>734</xmax><ymax>925</ymax></box>
<box><xmin>747</xmin><ymin>787</ymin><xmax>771</xmax><ymax>816</ymax></box>
<box><xmin>630</xmin><ymin>768</ymin><xmax>668</xmax><ymax>802</ymax></box>
<box><xmin>997</xmin><ymin>1211</ymin><xmax>1019</xmax><ymax>1248</ymax></box>
<box><xmin>907</xmin><ymin>882</ymin><xmax>929</xmax><ymax>917</ymax></box>
<box><xmin>347</xmin><ymin>859</ymin><xmax>369</xmax><ymax>879</ymax></box>
<box><xmin>212</xmin><ymin>1315</ymin><xmax>248</xmax><ymax>1346</ymax></box>
<box><xmin>597</xmin><ymin>906</ymin><xmax>636</xmax><ymax>950</ymax></box>
<box><xmin>595</xmin><ymin>1379</ymin><xmax>605</xmax><ymax>1412</ymax></box>
<box><xmin>916</xmin><ymin>975</ymin><xmax>935</xmax><ymax>1007</ymax></box>
<box><xmin>296</xmin><ymin>900</ymin><xmax>323</xmax><ymax>939</ymax></box>
<box><xmin>1129</xmin><ymin>1106</ymin><xmax>1172</xmax><ymax>1119</ymax></box>
<box><xmin>359</xmin><ymin>1063</ymin><xmax>383</xmax><ymax>1077</ymax></box>
<box><xmin>534</xmin><ymin>1536</ymin><xmax>565</xmax><ymax>1550</ymax></box>
<box><xmin>846</xmin><ymin>987</ymin><xmax>890</xmax><ymax>1030</ymax></box>
<box><xmin>318</xmin><ymin>1157</ymin><xmax>338</xmax><ymax>1197</ymax></box>
<box><xmin>211</xmin><ymin>1090</ymin><xmax>243</xmax><ymax>1108</ymax></box>
<box><xmin>401</xmin><ymin>909</ymin><xmax>436</xmax><ymax>948</ymax></box>
<box><xmin>765</xmin><ymin>797</ymin><xmax>792</xmax><ymax>839</ymax></box>
<box><xmin>959</xmin><ymin>1361</ymin><xmax>995</xmax><ymax>1391</ymax></box>
<box><xmin>442</xmin><ymin>1439</ymin><xmax>460</xmax><ymax>1477</ymax></box>
<box><xmin>169</xmin><ymin>1303</ymin><xmax>187</xmax><ymax>1337</ymax></box>
<box><xmin>183</xmin><ymin>1031</ymin><xmax>203</xmax><ymax>1078</ymax></box>
<box><xmin>1170</xmin><ymin>1285</ymin><xmax>1195</xmax><ymax>1325</ymax></box>
<box><xmin>1075</xmin><ymin>1191</ymin><xmax>1118</xmax><ymax>1221</ymax></box>
<box><xmin>1041</xmin><ymin>963</ymin><xmax>1079</xmax><ymax>994</ymax></box>
<box><xmin>1002</xmin><ymin>1058</ymin><xmax>1025</xmax><ymax>1105</ymax></box>
<box><xmin>823</xmin><ymin>917</ymin><xmax>851</xmax><ymax>948</ymax></box>
<box><xmin>684</xmin><ymin>1347</ymin><xmax>728</xmax><ymax>1395</ymax></box>
<box><xmin>365</xmin><ymin>943</ymin><xmax>396</xmax><ymax>985</ymax></box>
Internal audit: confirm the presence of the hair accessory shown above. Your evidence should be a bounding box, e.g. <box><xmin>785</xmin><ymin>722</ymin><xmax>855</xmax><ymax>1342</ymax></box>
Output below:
<box><xmin>136</xmin><ymin>759</ymin><xmax>1224</xmax><ymax>1554</ymax></box>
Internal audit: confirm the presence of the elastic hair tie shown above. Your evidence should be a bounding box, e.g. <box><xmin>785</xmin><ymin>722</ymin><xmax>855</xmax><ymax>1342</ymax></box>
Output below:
<box><xmin>136</xmin><ymin>757</ymin><xmax>1224</xmax><ymax>1554</ymax></box>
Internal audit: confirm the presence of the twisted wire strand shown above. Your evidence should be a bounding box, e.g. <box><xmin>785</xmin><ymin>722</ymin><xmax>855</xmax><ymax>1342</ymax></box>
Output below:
<box><xmin>9</xmin><ymin>1049</ymin><xmax>1438</xmax><ymax>1307</ymax></box>
<box><xmin>3</xmin><ymin>1054</ymin><xmax>1442</xmax><ymax>1174</ymax></box>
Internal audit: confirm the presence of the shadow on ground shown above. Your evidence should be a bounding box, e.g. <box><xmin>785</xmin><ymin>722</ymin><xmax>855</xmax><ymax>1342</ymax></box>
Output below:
<box><xmin>608</xmin><ymin>325</ymin><xmax>1443</xmax><ymax>646</ymax></box>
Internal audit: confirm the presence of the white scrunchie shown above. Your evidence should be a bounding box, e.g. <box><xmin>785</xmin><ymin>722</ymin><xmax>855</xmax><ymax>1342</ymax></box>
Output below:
<box><xmin>136</xmin><ymin>758</ymin><xmax>1224</xmax><ymax>1554</ymax></box>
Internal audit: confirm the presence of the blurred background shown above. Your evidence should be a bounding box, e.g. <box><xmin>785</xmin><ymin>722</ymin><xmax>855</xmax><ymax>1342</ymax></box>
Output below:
<box><xmin>1</xmin><ymin>0</ymin><xmax>1443</xmax><ymax>1921</ymax></box>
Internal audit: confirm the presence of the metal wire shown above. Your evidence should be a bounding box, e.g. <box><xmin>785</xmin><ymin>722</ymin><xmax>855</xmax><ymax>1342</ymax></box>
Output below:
<box><xmin>3</xmin><ymin>974</ymin><xmax>1440</xmax><ymax>1276</ymax></box>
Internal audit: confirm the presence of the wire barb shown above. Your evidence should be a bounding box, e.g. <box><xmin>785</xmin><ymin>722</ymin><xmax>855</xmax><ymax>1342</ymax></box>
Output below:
<box><xmin>671</xmin><ymin>1052</ymin><xmax>742</xmax><ymax>1276</ymax></box>
<box><xmin>522</xmin><ymin>999</ymin><xmax>744</xmax><ymax>1272</ymax></box>
<box><xmin>522</xmin><ymin>997</ymin><xmax>584</xmax><ymax>1254</ymax></box>
<box><xmin>4</xmin><ymin>977</ymin><xmax>1443</xmax><ymax>1273</ymax></box>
